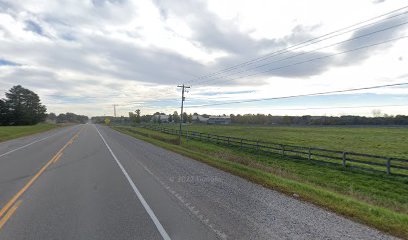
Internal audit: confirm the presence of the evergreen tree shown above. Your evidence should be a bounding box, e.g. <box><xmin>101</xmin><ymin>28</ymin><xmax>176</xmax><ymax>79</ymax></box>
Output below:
<box><xmin>0</xmin><ymin>99</ymin><xmax>8</xmax><ymax>125</ymax></box>
<box><xmin>2</xmin><ymin>85</ymin><xmax>47</xmax><ymax>125</ymax></box>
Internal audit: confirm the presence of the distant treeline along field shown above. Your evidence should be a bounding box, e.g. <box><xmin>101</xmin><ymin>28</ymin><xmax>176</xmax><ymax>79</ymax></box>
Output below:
<box><xmin>93</xmin><ymin>110</ymin><xmax>408</xmax><ymax>126</ymax></box>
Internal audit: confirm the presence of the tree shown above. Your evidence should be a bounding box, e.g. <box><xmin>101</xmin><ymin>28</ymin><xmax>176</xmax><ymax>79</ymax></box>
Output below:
<box><xmin>56</xmin><ymin>112</ymin><xmax>88</xmax><ymax>124</ymax></box>
<box><xmin>129</xmin><ymin>112</ymin><xmax>136</xmax><ymax>123</ymax></box>
<box><xmin>0</xmin><ymin>99</ymin><xmax>8</xmax><ymax>125</ymax></box>
<box><xmin>173</xmin><ymin>111</ymin><xmax>180</xmax><ymax>123</ymax></box>
<box><xmin>168</xmin><ymin>114</ymin><xmax>173</xmax><ymax>122</ymax></box>
<box><xmin>47</xmin><ymin>112</ymin><xmax>57</xmax><ymax>121</ymax></box>
<box><xmin>2</xmin><ymin>85</ymin><xmax>47</xmax><ymax>125</ymax></box>
<box><xmin>135</xmin><ymin>109</ymin><xmax>141</xmax><ymax>123</ymax></box>
<box><xmin>372</xmin><ymin>109</ymin><xmax>382</xmax><ymax>117</ymax></box>
<box><xmin>140</xmin><ymin>114</ymin><xmax>152</xmax><ymax>122</ymax></box>
<box><xmin>46</xmin><ymin>112</ymin><xmax>57</xmax><ymax>123</ymax></box>
<box><xmin>182</xmin><ymin>112</ymin><xmax>188</xmax><ymax>123</ymax></box>
<box><xmin>188</xmin><ymin>113</ymin><xmax>193</xmax><ymax>123</ymax></box>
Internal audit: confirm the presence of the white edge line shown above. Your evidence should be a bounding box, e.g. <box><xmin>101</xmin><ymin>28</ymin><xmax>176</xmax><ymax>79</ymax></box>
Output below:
<box><xmin>0</xmin><ymin>126</ymin><xmax>76</xmax><ymax>158</ymax></box>
<box><xmin>94</xmin><ymin>125</ymin><xmax>171</xmax><ymax>240</ymax></box>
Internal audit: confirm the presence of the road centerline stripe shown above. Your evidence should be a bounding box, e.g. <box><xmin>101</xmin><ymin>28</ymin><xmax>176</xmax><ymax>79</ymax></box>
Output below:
<box><xmin>0</xmin><ymin>200</ymin><xmax>22</xmax><ymax>230</ymax></box>
<box><xmin>0</xmin><ymin>128</ymin><xmax>82</xmax><ymax>220</ymax></box>
<box><xmin>94</xmin><ymin>125</ymin><xmax>171</xmax><ymax>240</ymax></box>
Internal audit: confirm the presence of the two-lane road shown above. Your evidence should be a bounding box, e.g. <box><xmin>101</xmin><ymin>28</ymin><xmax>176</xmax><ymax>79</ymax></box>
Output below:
<box><xmin>0</xmin><ymin>124</ymin><xmax>396</xmax><ymax>239</ymax></box>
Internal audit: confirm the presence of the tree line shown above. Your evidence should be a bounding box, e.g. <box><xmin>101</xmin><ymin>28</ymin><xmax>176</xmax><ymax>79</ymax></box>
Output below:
<box><xmin>229</xmin><ymin>114</ymin><xmax>408</xmax><ymax>125</ymax></box>
<box><xmin>91</xmin><ymin>110</ymin><xmax>196</xmax><ymax>125</ymax></box>
<box><xmin>129</xmin><ymin>111</ymin><xmax>408</xmax><ymax>126</ymax></box>
<box><xmin>47</xmin><ymin>112</ymin><xmax>89</xmax><ymax>124</ymax></box>
<box><xmin>91</xmin><ymin>109</ymin><xmax>408</xmax><ymax>126</ymax></box>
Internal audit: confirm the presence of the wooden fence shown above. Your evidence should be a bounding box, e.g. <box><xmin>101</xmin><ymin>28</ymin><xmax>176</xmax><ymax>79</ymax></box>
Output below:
<box><xmin>140</xmin><ymin>125</ymin><xmax>408</xmax><ymax>177</ymax></box>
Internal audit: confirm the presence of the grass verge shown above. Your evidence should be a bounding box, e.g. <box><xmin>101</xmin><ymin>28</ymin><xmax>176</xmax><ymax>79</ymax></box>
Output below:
<box><xmin>113</xmin><ymin>125</ymin><xmax>408</xmax><ymax>239</ymax></box>
<box><xmin>0</xmin><ymin>123</ymin><xmax>59</xmax><ymax>142</ymax></box>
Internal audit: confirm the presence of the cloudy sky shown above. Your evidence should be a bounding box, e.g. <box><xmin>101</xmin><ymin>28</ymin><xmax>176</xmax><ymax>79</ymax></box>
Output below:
<box><xmin>0</xmin><ymin>0</ymin><xmax>407</xmax><ymax>117</ymax></box>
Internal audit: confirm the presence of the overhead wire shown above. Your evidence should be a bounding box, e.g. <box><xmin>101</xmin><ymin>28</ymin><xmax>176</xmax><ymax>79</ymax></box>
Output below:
<box><xmin>194</xmin><ymin>20</ymin><xmax>408</xmax><ymax>86</ymax></box>
<box><xmin>182</xmin><ymin>5</ymin><xmax>408</xmax><ymax>85</ymax></box>
<box><xmin>184</xmin><ymin>82</ymin><xmax>408</xmax><ymax>108</ymax></box>
<box><xmin>188</xmin><ymin>35</ymin><xmax>408</xmax><ymax>88</ymax></box>
<box><xmin>228</xmin><ymin>104</ymin><xmax>407</xmax><ymax>111</ymax></box>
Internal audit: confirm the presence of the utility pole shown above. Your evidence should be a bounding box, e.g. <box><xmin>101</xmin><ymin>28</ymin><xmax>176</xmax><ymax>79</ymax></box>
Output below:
<box><xmin>177</xmin><ymin>84</ymin><xmax>190</xmax><ymax>144</ymax></box>
<box><xmin>113</xmin><ymin>104</ymin><xmax>118</xmax><ymax>118</ymax></box>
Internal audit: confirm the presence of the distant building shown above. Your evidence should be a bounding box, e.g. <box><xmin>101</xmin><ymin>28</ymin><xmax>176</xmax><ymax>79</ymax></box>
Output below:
<box><xmin>151</xmin><ymin>114</ymin><xmax>170</xmax><ymax>123</ymax></box>
<box><xmin>207</xmin><ymin>116</ymin><xmax>231</xmax><ymax>125</ymax></box>
<box><xmin>192</xmin><ymin>115</ymin><xmax>209</xmax><ymax>123</ymax></box>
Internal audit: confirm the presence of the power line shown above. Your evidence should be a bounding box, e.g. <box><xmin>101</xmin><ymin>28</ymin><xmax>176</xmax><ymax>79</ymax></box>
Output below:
<box><xmin>240</xmin><ymin>104</ymin><xmax>407</xmax><ymax>111</ymax></box>
<box><xmin>184</xmin><ymin>82</ymin><xmax>408</xmax><ymax>108</ymax></box>
<box><xmin>192</xmin><ymin>35</ymin><xmax>408</xmax><ymax>87</ymax></box>
<box><xmin>185</xmin><ymin>8</ymin><xmax>408</xmax><ymax>85</ymax></box>
<box><xmin>194</xmin><ymin>20</ymin><xmax>408</xmax><ymax>86</ymax></box>
<box><xmin>183</xmin><ymin>5</ymin><xmax>408</xmax><ymax>85</ymax></box>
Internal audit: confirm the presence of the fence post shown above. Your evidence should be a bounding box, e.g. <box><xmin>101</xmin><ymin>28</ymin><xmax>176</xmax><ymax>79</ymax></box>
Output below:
<box><xmin>186</xmin><ymin>127</ymin><xmax>189</xmax><ymax>142</ymax></box>
<box><xmin>208</xmin><ymin>133</ymin><xmax>210</xmax><ymax>142</ymax></box>
<box><xmin>256</xmin><ymin>140</ymin><xmax>259</xmax><ymax>154</ymax></box>
<box><xmin>386</xmin><ymin>158</ymin><xmax>391</xmax><ymax>175</ymax></box>
<box><xmin>342</xmin><ymin>152</ymin><xmax>347</xmax><ymax>167</ymax></box>
<box><xmin>308</xmin><ymin>148</ymin><xmax>311</xmax><ymax>161</ymax></box>
<box><xmin>240</xmin><ymin>139</ymin><xmax>243</xmax><ymax>149</ymax></box>
<box><xmin>281</xmin><ymin>145</ymin><xmax>285</xmax><ymax>156</ymax></box>
<box><xmin>227</xmin><ymin>137</ymin><xmax>230</xmax><ymax>146</ymax></box>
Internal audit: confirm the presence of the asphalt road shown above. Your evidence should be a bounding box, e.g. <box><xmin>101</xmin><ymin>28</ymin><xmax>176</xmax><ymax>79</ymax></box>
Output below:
<box><xmin>0</xmin><ymin>124</ymin><xmax>397</xmax><ymax>239</ymax></box>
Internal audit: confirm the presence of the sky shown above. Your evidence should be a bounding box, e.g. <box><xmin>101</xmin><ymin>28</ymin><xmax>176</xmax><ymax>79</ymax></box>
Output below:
<box><xmin>0</xmin><ymin>0</ymin><xmax>407</xmax><ymax>117</ymax></box>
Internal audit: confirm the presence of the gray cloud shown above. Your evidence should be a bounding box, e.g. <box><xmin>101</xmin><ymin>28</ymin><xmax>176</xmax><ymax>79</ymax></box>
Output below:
<box><xmin>150</xmin><ymin>0</ymin><xmax>408</xmax><ymax>84</ymax></box>
<box><xmin>337</xmin><ymin>16</ymin><xmax>408</xmax><ymax>65</ymax></box>
<box><xmin>24</xmin><ymin>20</ymin><xmax>44</xmax><ymax>35</ymax></box>
<box><xmin>151</xmin><ymin>0</ymin><xmax>338</xmax><ymax>82</ymax></box>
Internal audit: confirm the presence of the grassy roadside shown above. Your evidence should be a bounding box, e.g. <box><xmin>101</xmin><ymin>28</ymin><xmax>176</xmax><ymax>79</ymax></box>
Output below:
<box><xmin>112</xmin><ymin>125</ymin><xmax>408</xmax><ymax>239</ymax></box>
<box><xmin>0</xmin><ymin>123</ymin><xmax>59</xmax><ymax>142</ymax></box>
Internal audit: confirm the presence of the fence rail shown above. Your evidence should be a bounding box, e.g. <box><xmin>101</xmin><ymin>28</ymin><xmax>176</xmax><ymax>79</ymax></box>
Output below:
<box><xmin>139</xmin><ymin>125</ymin><xmax>408</xmax><ymax>177</ymax></box>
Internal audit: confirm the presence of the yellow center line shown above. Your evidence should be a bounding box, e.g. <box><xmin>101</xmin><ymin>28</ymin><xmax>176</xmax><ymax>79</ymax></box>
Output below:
<box><xmin>52</xmin><ymin>152</ymin><xmax>64</xmax><ymax>164</ymax></box>
<box><xmin>0</xmin><ymin>127</ymin><xmax>83</xmax><ymax>224</ymax></box>
<box><xmin>0</xmin><ymin>200</ymin><xmax>22</xmax><ymax>230</ymax></box>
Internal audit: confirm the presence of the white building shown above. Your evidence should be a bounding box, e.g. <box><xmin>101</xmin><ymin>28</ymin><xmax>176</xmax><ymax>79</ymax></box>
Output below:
<box><xmin>192</xmin><ymin>115</ymin><xmax>209</xmax><ymax>123</ymax></box>
<box><xmin>207</xmin><ymin>116</ymin><xmax>231</xmax><ymax>125</ymax></box>
<box><xmin>151</xmin><ymin>114</ymin><xmax>170</xmax><ymax>123</ymax></box>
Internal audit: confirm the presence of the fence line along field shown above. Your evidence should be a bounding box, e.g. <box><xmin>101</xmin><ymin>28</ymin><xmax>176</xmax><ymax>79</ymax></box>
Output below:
<box><xmin>139</xmin><ymin>124</ymin><xmax>408</xmax><ymax>176</ymax></box>
<box><xmin>156</xmin><ymin>124</ymin><xmax>408</xmax><ymax>159</ymax></box>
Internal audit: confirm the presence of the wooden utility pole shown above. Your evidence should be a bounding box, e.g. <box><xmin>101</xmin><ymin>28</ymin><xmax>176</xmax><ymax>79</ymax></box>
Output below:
<box><xmin>177</xmin><ymin>84</ymin><xmax>190</xmax><ymax>144</ymax></box>
<box><xmin>113</xmin><ymin>104</ymin><xmax>118</xmax><ymax>118</ymax></box>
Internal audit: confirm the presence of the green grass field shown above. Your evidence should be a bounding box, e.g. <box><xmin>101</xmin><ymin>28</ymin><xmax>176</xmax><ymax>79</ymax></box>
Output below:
<box><xmin>113</xmin><ymin>125</ymin><xmax>408</xmax><ymax>238</ymax></box>
<box><xmin>159</xmin><ymin>124</ymin><xmax>408</xmax><ymax>158</ymax></box>
<box><xmin>0</xmin><ymin>123</ymin><xmax>58</xmax><ymax>142</ymax></box>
